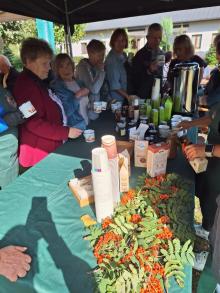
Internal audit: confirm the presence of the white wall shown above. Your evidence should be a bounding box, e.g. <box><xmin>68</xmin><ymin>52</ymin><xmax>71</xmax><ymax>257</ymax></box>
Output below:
<box><xmin>71</xmin><ymin>19</ymin><xmax>220</xmax><ymax>58</ymax></box>
<box><xmin>187</xmin><ymin>19</ymin><xmax>220</xmax><ymax>57</ymax></box>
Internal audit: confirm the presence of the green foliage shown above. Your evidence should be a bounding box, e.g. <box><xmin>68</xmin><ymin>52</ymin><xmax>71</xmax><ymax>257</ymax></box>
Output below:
<box><xmin>0</xmin><ymin>20</ymin><xmax>37</xmax><ymax>47</ymax></box>
<box><xmin>0</xmin><ymin>46</ymin><xmax>22</xmax><ymax>71</ymax></box>
<box><xmin>205</xmin><ymin>45</ymin><xmax>217</xmax><ymax>66</ymax></box>
<box><xmin>85</xmin><ymin>225</ymin><xmax>102</xmax><ymax>247</ymax></box>
<box><xmin>161</xmin><ymin>17</ymin><xmax>173</xmax><ymax>51</ymax></box>
<box><xmin>54</xmin><ymin>24</ymin><xmax>86</xmax><ymax>44</ymax></box>
<box><xmin>86</xmin><ymin>173</ymin><xmax>195</xmax><ymax>293</ymax></box>
<box><xmin>161</xmin><ymin>238</ymin><xmax>194</xmax><ymax>288</ymax></box>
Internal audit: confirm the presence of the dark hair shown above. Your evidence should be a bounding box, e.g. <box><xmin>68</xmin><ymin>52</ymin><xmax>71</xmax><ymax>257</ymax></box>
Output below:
<box><xmin>52</xmin><ymin>53</ymin><xmax>74</xmax><ymax>77</ymax></box>
<box><xmin>20</xmin><ymin>37</ymin><xmax>53</xmax><ymax>65</ymax></box>
<box><xmin>148</xmin><ymin>23</ymin><xmax>163</xmax><ymax>35</ymax></box>
<box><xmin>110</xmin><ymin>28</ymin><xmax>128</xmax><ymax>49</ymax></box>
<box><xmin>165</xmin><ymin>51</ymin><xmax>172</xmax><ymax>63</ymax></box>
<box><xmin>173</xmin><ymin>34</ymin><xmax>194</xmax><ymax>58</ymax></box>
<box><xmin>87</xmin><ymin>39</ymin><xmax>106</xmax><ymax>53</ymax></box>
<box><xmin>216</xmin><ymin>40</ymin><xmax>220</xmax><ymax>55</ymax></box>
<box><xmin>214</xmin><ymin>33</ymin><xmax>220</xmax><ymax>47</ymax></box>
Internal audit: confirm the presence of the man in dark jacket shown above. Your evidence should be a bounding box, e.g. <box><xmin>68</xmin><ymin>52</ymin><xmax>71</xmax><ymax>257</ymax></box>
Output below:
<box><xmin>132</xmin><ymin>23</ymin><xmax>165</xmax><ymax>99</ymax></box>
<box><xmin>0</xmin><ymin>55</ymin><xmax>19</xmax><ymax>94</ymax></box>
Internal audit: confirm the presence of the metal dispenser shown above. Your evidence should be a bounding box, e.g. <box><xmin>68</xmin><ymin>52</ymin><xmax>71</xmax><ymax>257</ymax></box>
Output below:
<box><xmin>172</xmin><ymin>62</ymin><xmax>199</xmax><ymax>114</ymax></box>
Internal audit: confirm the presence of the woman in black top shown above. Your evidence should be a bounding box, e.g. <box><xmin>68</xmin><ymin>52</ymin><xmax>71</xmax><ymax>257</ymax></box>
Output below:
<box><xmin>168</xmin><ymin>35</ymin><xmax>206</xmax><ymax>87</ymax></box>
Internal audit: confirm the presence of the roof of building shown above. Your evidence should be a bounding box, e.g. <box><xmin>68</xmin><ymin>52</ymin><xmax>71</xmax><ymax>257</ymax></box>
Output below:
<box><xmin>86</xmin><ymin>6</ymin><xmax>220</xmax><ymax>32</ymax></box>
<box><xmin>0</xmin><ymin>11</ymin><xmax>30</xmax><ymax>22</ymax></box>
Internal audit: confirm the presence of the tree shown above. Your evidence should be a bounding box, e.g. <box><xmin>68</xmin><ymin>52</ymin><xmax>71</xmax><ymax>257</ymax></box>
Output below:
<box><xmin>161</xmin><ymin>17</ymin><xmax>173</xmax><ymax>51</ymax></box>
<box><xmin>205</xmin><ymin>45</ymin><xmax>217</xmax><ymax>66</ymax></box>
<box><xmin>0</xmin><ymin>20</ymin><xmax>37</xmax><ymax>47</ymax></box>
<box><xmin>54</xmin><ymin>24</ymin><xmax>86</xmax><ymax>44</ymax></box>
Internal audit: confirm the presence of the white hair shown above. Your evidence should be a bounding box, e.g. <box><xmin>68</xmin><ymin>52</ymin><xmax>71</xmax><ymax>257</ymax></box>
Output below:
<box><xmin>0</xmin><ymin>55</ymin><xmax>12</xmax><ymax>67</ymax></box>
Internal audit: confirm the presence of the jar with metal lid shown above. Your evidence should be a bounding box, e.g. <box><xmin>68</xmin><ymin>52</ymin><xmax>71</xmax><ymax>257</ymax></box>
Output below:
<box><xmin>128</xmin><ymin>105</ymin><xmax>134</xmax><ymax>119</ymax></box>
<box><xmin>140</xmin><ymin>115</ymin><xmax>148</xmax><ymax>124</ymax></box>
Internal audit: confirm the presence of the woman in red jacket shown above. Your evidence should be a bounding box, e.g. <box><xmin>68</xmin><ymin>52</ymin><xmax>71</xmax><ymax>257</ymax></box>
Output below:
<box><xmin>14</xmin><ymin>38</ymin><xmax>82</xmax><ymax>167</ymax></box>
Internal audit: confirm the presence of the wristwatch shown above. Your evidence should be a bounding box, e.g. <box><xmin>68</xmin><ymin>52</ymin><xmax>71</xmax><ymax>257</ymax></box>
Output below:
<box><xmin>205</xmin><ymin>144</ymin><xmax>214</xmax><ymax>157</ymax></box>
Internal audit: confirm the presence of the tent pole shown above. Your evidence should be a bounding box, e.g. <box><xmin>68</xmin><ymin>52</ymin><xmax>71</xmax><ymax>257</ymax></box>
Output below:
<box><xmin>64</xmin><ymin>0</ymin><xmax>73</xmax><ymax>57</ymax></box>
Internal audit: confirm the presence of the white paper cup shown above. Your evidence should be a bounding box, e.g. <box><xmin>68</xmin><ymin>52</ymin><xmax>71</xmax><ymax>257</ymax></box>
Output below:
<box><xmin>101</xmin><ymin>101</ymin><xmax>107</xmax><ymax>111</ymax></box>
<box><xmin>19</xmin><ymin>101</ymin><xmax>37</xmax><ymax>118</ymax></box>
<box><xmin>93</xmin><ymin>102</ymin><xmax>102</xmax><ymax>113</ymax></box>
<box><xmin>172</xmin><ymin>115</ymin><xmax>182</xmax><ymax>120</ymax></box>
<box><xmin>111</xmin><ymin>103</ymin><xmax>118</xmax><ymax>113</ymax></box>
<box><xmin>92</xmin><ymin>147</ymin><xmax>109</xmax><ymax>172</ymax></box>
<box><xmin>181</xmin><ymin>116</ymin><xmax>192</xmax><ymax>122</ymax></box>
<box><xmin>83</xmin><ymin>129</ymin><xmax>95</xmax><ymax>143</ymax></box>
<box><xmin>159</xmin><ymin>125</ymin><xmax>170</xmax><ymax>138</ymax></box>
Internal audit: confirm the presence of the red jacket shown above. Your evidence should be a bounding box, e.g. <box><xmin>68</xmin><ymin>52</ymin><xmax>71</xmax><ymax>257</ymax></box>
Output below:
<box><xmin>14</xmin><ymin>69</ymin><xmax>69</xmax><ymax>167</ymax></box>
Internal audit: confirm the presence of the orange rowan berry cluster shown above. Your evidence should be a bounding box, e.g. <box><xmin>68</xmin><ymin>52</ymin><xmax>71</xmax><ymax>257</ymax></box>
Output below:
<box><xmin>141</xmin><ymin>276</ymin><xmax>163</xmax><ymax>293</ymax></box>
<box><xmin>157</xmin><ymin>226</ymin><xmax>173</xmax><ymax>239</ymax></box>
<box><xmin>159</xmin><ymin>194</ymin><xmax>169</xmax><ymax>200</ymax></box>
<box><xmin>102</xmin><ymin>217</ymin><xmax>113</xmax><ymax>229</ymax></box>
<box><xmin>158</xmin><ymin>215</ymin><xmax>170</xmax><ymax>224</ymax></box>
<box><xmin>120</xmin><ymin>189</ymin><xmax>135</xmax><ymax>205</ymax></box>
<box><xmin>130</xmin><ymin>214</ymin><xmax>142</xmax><ymax>224</ymax></box>
<box><xmin>94</xmin><ymin>231</ymin><xmax>121</xmax><ymax>264</ymax></box>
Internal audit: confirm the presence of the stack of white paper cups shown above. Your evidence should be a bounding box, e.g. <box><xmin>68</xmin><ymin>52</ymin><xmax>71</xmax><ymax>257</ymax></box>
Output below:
<box><xmin>101</xmin><ymin>135</ymin><xmax>120</xmax><ymax>206</ymax></box>
<box><xmin>92</xmin><ymin>147</ymin><xmax>114</xmax><ymax>223</ymax></box>
<box><xmin>151</xmin><ymin>78</ymin><xmax>161</xmax><ymax>101</ymax></box>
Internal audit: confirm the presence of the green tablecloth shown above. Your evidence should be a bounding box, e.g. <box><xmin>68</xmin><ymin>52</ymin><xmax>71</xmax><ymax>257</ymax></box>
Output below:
<box><xmin>0</xmin><ymin>111</ymin><xmax>194</xmax><ymax>293</ymax></box>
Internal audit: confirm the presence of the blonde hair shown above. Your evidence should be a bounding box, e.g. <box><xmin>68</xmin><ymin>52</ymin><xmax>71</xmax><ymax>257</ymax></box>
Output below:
<box><xmin>173</xmin><ymin>34</ymin><xmax>194</xmax><ymax>59</ymax></box>
<box><xmin>52</xmin><ymin>53</ymin><xmax>74</xmax><ymax>78</ymax></box>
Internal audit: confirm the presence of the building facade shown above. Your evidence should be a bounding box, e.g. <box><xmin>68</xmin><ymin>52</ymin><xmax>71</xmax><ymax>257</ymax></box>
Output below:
<box><xmin>71</xmin><ymin>6</ymin><xmax>220</xmax><ymax>59</ymax></box>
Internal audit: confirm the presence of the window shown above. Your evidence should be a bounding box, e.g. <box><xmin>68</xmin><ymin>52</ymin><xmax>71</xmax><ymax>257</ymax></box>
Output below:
<box><xmin>212</xmin><ymin>33</ymin><xmax>218</xmax><ymax>45</ymax></box>
<box><xmin>192</xmin><ymin>34</ymin><xmax>202</xmax><ymax>50</ymax></box>
<box><xmin>81</xmin><ymin>42</ymin><xmax>87</xmax><ymax>54</ymax></box>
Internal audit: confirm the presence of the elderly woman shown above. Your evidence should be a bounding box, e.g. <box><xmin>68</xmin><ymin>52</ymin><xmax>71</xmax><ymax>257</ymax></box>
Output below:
<box><xmin>105</xmin><ymin>29</ymin><xmax>130</xmax><ymax>102</ymax></box>
<box><xmin>51</xmin><ymin>53</ymin><xmax>88</xmax><ymax>127</ymax></box>
<box><xmin>0</xmin><ymin>55</ymin><xmax>19</xmax><ymax>93</ymax></box>
<box><xmin>14</xmin><ymin>38</ymin><xmax>82</xmax><ymax>168</ymax></box>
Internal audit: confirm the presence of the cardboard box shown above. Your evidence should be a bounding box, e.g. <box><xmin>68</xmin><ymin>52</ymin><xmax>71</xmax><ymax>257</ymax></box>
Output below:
<box><xmin>119</xmin><ymin>152</ymin><xmax>129</xmax><ymax>192</ymax></box>
<box><xmin>134</xmin><ymin>140</ymin><xmax>149</xmax><ymax>168</ymax></box>
<box><xmin>68</xmin><ymin>175</ymin><xmax>94</xmax><ymax>207</ymax></box>
<box><xmin>147</xmin><ymin>143</ymin><xmax>169</xmax><ymax>177</ymax></box>
<box><xmin>189</xmin><ymin>158</ymin><xmax>208</xmax><ymax>173</ymax></box>
<box><xmin>116</xmin><ymin>140</ymin><xmax>134</xmax><ymax>159</ymax></box>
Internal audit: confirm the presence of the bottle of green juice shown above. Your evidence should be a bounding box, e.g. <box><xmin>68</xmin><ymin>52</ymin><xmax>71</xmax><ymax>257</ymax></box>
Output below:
<box><xmin>164</xmin><ymin>97</ymin><xmax>173</xmax><ymax>121</ymax></box>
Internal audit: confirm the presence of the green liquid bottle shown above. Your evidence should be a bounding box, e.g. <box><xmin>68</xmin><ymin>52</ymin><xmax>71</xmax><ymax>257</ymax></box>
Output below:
<box><xmin>152</xmin><ymin>109</ymin><xmax>159</xmax><ymax>126</ymax></box>
<box><xmin>152</xmin><ymin>96</ymin><xmax>160</xmax><ymax>110</ymax></box>
<box><xmin>146</xmin><ymin>103</ymin><xmax>152</xmax><ymax>119</ymax></box>
<box><xmin>159</xmin><ymin>106</ymin><xmax>165</xmax><ymax>124</ymax></box>
<box><xmin>164</xmin><ymin>97</ymin><xmax>173</xmax><ymax>121</ymax></box>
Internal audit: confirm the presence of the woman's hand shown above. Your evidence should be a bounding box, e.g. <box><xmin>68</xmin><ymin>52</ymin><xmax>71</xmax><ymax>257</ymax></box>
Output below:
<box><xmin>185</xmin><ymin>144</ymin><xmax>206</xmax><ymax>160</ymax></box>
<box><xmin>177</xmin><ymin>120</ymin><xmax>193</xmax><ymax>130</ymax></box>
<box><xmin>68</xmin><ymin>128</ymin><xmax>82</xmax><ymax>139</ymax></box>
<box><xmin>0</xmin><ymin>246</ymin><xmax>31</xmax><ymax>282</ymax></box>
<box><xmin>75</xmin><ymin>88</ymin><xmax>89</xmax><ymax>98</ymax></box>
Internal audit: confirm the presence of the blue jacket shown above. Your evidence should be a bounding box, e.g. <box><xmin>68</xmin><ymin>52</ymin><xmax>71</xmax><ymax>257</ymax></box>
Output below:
<box><xmin>50</xmin><ymin>79</ymin><xmax>86</xmax><ymax>130</ymax></box>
